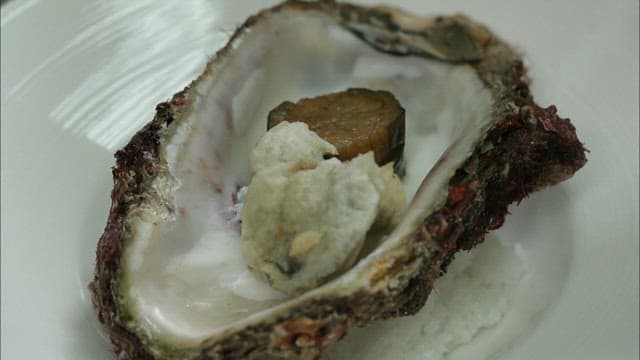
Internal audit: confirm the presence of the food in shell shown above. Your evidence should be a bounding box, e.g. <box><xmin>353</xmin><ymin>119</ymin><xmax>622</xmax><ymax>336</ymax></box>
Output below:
<box><xmin>241</xmin><ymin>121</ymin><xmax>406</xmax><ymax>296</ymax></box>
<box><xmin>89</xmin><ymin>1</ymin><xmax>587</xmax><ymax>359</ymax></box>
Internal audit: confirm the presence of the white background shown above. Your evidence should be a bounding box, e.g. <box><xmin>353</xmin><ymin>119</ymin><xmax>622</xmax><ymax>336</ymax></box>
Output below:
<box><xmin>2</xmin><ymin>1</ymin><xmax>638</xmax><ymax>359</ymax></box>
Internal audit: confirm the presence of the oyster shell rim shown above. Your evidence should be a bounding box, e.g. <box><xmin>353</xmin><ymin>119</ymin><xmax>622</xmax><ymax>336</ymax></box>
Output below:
<box><xmin>89</xmin><ymin>1</ymin><xmax>587</xmax><ymax>359</ymax></box>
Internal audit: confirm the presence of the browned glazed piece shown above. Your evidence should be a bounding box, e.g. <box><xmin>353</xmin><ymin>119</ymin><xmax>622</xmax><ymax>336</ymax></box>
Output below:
<box><xmin>268</xmin><ymin>88</ymin><xmax>405</xmax><ymax>171</ymax></box>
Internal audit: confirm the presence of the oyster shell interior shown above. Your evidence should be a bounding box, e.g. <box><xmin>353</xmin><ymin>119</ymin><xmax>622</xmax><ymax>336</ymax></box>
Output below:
<box><xmin>122</xmin><ymin>8</ymin><xmax>493</xmax><ymax>348</ymax></box>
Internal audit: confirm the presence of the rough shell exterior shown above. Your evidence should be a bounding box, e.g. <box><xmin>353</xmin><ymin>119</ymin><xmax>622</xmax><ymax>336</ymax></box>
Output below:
<box><xmin>89</xmin><ymin>1</ymin><xmax>587</xmax><ymax>359</ymax></box>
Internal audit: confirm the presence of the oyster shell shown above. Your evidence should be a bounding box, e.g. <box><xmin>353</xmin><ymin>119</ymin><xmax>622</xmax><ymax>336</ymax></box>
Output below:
<box><xmin>90</xmin><ymin>1</ymin><xmax>587</xmax><ymax>359</ymax></box>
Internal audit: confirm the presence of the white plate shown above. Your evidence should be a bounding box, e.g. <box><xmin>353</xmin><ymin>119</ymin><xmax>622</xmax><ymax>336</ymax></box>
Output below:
<box><xmin>1</xmin><ymin>0</ymin><xmax>638</xmax><ymax>359</ymax></box>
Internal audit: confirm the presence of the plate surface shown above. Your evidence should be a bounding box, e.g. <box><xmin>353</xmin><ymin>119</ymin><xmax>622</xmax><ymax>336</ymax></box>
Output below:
<box><xmin>1</xmin><ymin>0</ymin><xmax>638</xmax><ymax>359</ymax></box>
